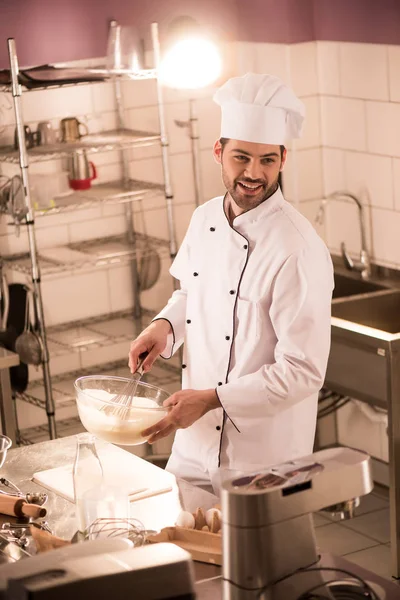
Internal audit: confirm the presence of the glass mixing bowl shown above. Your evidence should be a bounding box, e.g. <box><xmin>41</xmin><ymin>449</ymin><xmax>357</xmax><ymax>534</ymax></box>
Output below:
<box><xmin>74</xmin><ymin>376</ymin><xmax>169</xmax><ymax>446</ymax></box>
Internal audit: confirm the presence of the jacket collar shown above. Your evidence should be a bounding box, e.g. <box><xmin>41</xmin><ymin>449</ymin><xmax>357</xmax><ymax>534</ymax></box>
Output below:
<box><xmin>223</xmin><ymin>186</ymin><xmax>285</xmax><ymax>228</ymax></box>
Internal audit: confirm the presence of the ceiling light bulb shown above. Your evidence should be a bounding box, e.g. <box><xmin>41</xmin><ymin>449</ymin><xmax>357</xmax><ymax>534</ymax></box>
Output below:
<box><xmin>159</xmin><ymin>37</ymin><xmax>222</xmax><ymax>89</ymax></box>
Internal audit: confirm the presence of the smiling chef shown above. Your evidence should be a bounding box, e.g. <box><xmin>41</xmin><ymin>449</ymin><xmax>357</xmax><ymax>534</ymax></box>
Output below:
<box><xmin>129</xmin><ymin>72</ymin><xmax>334</xmax><ymax>494</ymax></box>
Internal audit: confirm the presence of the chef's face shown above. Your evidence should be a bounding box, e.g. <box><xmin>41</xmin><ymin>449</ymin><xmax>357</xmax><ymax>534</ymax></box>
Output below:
<box><xmin>213</xmin><ymin>138</ymin><xmax>287</xmax><ymax>213</ymax></box>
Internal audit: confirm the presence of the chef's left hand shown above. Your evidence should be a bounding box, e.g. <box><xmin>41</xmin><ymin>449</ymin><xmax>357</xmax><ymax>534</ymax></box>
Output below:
<box><xmin>141</xmin><ymin>389</ymin><xmax>221</xmax><ymax>444</ymax></box>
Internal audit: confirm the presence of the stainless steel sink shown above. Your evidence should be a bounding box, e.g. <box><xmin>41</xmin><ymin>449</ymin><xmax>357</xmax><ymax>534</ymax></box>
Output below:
<box><xmin>333</xmin><ymin>272</ymin><xmax>387</xmax><ymax>299</ymax></box>
<box><xmin>332</xmin><ymin>289</ymin><xmax>400</xmax><ymax>334</ymax></box>
<box><xmin>326</xmin><ymin>272</ymin><xmax>400</xmax><ymax>578</ymax></box>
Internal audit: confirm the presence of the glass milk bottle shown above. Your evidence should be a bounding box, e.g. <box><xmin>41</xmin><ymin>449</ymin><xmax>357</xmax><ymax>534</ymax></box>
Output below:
<box><xmin>72</xmin><ymin>433</ymin><xmax>104</xmax><ymax>534</ymax></box>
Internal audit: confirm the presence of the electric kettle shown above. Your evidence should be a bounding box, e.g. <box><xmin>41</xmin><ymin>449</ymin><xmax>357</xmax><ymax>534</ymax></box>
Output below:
<box><xmin>67</xmin><ymin>151</ymin><xmax>97</xmax><ymax>191</ymax></box>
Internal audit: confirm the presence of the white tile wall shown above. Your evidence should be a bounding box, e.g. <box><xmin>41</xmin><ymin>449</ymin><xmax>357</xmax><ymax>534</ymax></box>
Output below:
<box><xmin>200</xmin><ymin>150</ymin><xmax>226</xmax><ymax>204</ymax></box>
<box><xmin>393</xmin><ymin>158</ymin><xmax>400</xmax><ymax>211</ymax></box>
<box><xmin>90</xmin><ymin>82</ymin><xmax>117</xmax><ymax>114</ymax></box>
<box><xmin>40</xmin><ymin>269</ymin><xmax>111</xmax><ymax>326</ymax></box>
<box><xmin>21</xmin><ymin>85</ymin><xmax>94</xmax><ymax>124</ymax></box>
<box><xmin>326</xmin><ymin>198</ymin><xmax>372</xmax><ymax>257</ymax></box>
<box><xmin>234</xmin><ymin>42</ymin><xmax>257</xmax><ymax>73</ymax></box>
<box><xmin>322</xmin><ymin>148</ymin><xmax>346</xmax><ymax>196</ymax></box>
<box><xmin>370</xmin><ymin>207</ymin><xmax>400</xmax><ymax>266</ymax></box>
<box><xmin>296</xmin><ymin>96</ymin><xmax>321</xmax><ymax>150</ymax></box>
<box><xmin>320</xmin><ymin>96</ymin><xmax>367</xmax><ymax>152</ymax></box>
<box><xmin>339</xmin><ymin>43</ymin><xmax>389</xmax><ymax>101</ymax></box>
<box><xmin>316</xmin><ymin>42</ymin><xmax>340</xmax><ymax>96</ymax></box>
<box><xmin>255</xmin><ymin>43</ymin><xmax>290</xmax><ymax>82</ymax></box>
<box><xmin>298</xmin><ymin>200</ymin><xmax>327</xmax><ymax>241</ymax></box>
<box><xmin>120</xmin><ymin>78</ymin><xmax>158</xmax><ymax>110</ymax></box>
<box><xmin>344</xmin><ymin>152</ymin><xmax>394</xmax><ymax>210</ymax></box>
<box><xmin>68</xmin><ymin>213</ymin><xmax>127</xmax><ymax>243</ymax></box>
<box><xmin>3</xmin><ymin>37</ymin><xmax>400</xmax><ymax>452</ymax></box>
<box><xmin>289</xmin><ymin>42</ymin><xmax>319</xmax><ymax>97</ymax></box>
<box><xmin>366</xmin><ymin>101</ymin><xmax>400</xmax><ymax>157</ymax></box>
<box><xmin>388</xmin><ymin>45</ymin><xmax>400</xmax><ymax>102</ymax></box>
<box><xmin>291</xmin><ymin>148</ymin><xmax>324</xmax><ymax>201</ymax></box>
<box><xmin>196</xmin><ymin>97</ymin><xmax>222</xmax><ymax>150</ymax></box>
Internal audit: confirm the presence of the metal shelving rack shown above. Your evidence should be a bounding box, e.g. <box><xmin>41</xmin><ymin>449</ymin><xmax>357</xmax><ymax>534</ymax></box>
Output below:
<box><xmin>2</xmin><ymin>22</ymin><xmax>179</xmax><ymax>445</ymax></box>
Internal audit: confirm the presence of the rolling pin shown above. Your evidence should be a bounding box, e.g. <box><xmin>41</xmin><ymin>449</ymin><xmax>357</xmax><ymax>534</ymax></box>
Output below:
<box><xmin>0</xmin><ymin>494</ymin><xmax>47</xmax><ymax>518</ymax></box>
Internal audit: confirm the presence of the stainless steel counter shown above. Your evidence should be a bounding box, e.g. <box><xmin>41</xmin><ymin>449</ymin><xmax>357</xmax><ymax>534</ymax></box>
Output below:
<box><xmin>1</xmin><ymin>436</ymin><xmax>400</xmax><ymax>599</ymax></box>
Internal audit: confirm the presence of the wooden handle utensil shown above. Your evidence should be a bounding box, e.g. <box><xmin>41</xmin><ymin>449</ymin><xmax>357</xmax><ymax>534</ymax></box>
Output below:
<box><xmin>0</xmin><ymin>493</ymin><xmax>47</xmax><ymax>518</ymax></box>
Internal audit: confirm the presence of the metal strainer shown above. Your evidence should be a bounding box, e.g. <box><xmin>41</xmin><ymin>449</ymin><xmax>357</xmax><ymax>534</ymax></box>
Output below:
<box><xmin>136</xmin><ymin>198</ymin><xmax>161</xmax><ymax>291</ymax></box>
<box><xmin>15</xmin><ymin>287</ymin><xmax>43</xmax><ymax>366</ymax></box>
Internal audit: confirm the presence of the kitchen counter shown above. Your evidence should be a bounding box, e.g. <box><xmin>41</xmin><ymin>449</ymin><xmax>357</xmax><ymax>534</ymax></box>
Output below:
<box><xmin>2</xmin><ymin>436</ymin><xmax>400</xmax><ymax>599</ymax></box>
<box><xmin>0</xmin><ymin>435</ymin><xmax>220</xmax><ymax>541</ymax></box>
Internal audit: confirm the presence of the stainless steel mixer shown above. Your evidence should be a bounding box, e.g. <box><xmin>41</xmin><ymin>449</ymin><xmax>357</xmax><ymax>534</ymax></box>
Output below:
<box><xmin>221</xmin><ymin>447</ymin><xmax>385</xmax><ymax>599</ymax></box>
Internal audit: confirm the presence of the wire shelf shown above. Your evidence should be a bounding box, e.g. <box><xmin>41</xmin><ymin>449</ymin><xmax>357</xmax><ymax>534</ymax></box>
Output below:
<box><xmin>18</xmin><ymin>416</ymin><xmax>86</xmax><ymax>445</ymax></box>
<box><xmin>31</xmin><ymin>180</ymin><xmax>164</xmax><ymax>217</ymax></box>
<box><xmin>46</xmin><ymin>308</ymin><xmax>155</xmax><ymax>356</ymax></box>
<box><xmin>0</xmin><ymin>68</ymin><xmax>157</xmax><ymax>94</ymax></box>
<box><xmin>0</xmin><ymin>129</ymin><xmax>160</xmax><ymax>164</ymax></box>
<box><xmin>3</xmin><ymin>232</ymin><xmax>170</xmax><ymax>276</ymax></box>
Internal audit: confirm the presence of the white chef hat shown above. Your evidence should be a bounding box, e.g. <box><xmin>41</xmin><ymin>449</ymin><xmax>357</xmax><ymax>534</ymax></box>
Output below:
<box><xmin>213</xmin><ymin>73</ymin><xmax>305</xmax><ymax>145</ymax></box>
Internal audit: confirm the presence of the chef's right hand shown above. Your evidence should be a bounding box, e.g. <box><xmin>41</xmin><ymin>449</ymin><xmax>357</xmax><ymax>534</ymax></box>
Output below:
<box><xmin>129</xmin><ymin>319</ymin><xmax>172</xmax><ymax>374</ymax></box>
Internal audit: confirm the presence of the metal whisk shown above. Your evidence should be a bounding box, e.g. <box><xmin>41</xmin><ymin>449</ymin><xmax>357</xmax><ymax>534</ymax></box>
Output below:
<box><xmin>85</xmin><ymin>517</ymin><xmax>154</xmax><ymax>546</ymax></box>
<box><xmin>101</xmin><ymin>353</ymin><xmax>147</xmax><ymax>418</ymax></box>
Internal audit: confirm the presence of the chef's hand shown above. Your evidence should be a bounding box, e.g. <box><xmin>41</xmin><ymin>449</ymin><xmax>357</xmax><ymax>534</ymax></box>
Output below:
<box><xmin>129</xmin><ymin>319</ymin><xmax>172</xmax><ymax>373</ymax></box>
<box><xmin>141</xmin><ymin>389</ymin><xmax>221</xmax><ymax>444</ymax></box>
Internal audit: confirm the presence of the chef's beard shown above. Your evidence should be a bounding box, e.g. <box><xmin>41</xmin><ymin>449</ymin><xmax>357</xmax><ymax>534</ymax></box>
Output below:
<box><xmin>222</xmin><ymin>169</ymin><xmax>280</xmax><ymax>214</ymax></box>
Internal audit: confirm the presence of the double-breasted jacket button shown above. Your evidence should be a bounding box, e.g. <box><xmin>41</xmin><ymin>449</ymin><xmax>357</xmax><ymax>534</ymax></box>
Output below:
<box><xmin>210</xmin><ymin>227</ymin><xmax>215</xmax><ymax>232</ymax></box>
<box><xmin>186</xmin><ymin>319</ymin><xmax>191</xmax><ymax>324</ymax></box>
<box><xmin>182</xmin><ymin>364</ymin><xmax>187</xmax><ymax>369</ymax></box>
<box><xmin>216</xmin><ymin>426</ymin><xmax>221</xmax><ymax>431</ymax></box>
<box><xmin>218</xmin><ymin>382</ymin><xmax>223</xmax><ymax>386</ymax></box>
<box><xmin>225</xmin><ymin>336</ymin><xmax>230</xmax><ymax>341</ymax></box>
<box><xmin>229</xmin><ymin>290</ymin><xmax>235</xmax><ymax>295</ymax></box>
<box><xmin>243</xmin><ymin>244</ymin><xmax>248</xmax><ymax>249</ymax></box>
<box><xmin>193</xmin><ymin>272</ymin><xmax>199</xmax><ymax>277</ymax></box>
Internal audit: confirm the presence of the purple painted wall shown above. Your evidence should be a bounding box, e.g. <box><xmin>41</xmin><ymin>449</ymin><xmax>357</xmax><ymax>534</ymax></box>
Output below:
<box><xmin>0</xmin><ymin>0</ymin><xmax>238</xmax><ymax>68</ymax></box>
<box><xmin>1</xmin><ymin>0</ymin><xmax>400</xmax><ymax>69</ymax></box>
<box><xmin>235</xmin><ymin>0</ymin><xmax>315</xmax><ymax>44</ymax></box>
<box><xmin>314</xmin><ymin>0</ymin><xmax>400</xmax><ymax>44</ymax></box>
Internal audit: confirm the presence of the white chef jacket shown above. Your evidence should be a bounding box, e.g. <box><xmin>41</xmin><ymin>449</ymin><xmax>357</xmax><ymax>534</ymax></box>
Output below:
<box><xmin>154</xmin><ymin>187</ymin><xmax>334</xmax><ymax>492</ymax></box>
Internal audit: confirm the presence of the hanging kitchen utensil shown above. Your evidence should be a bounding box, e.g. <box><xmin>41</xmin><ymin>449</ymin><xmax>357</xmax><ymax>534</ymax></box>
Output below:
<box><xmin>136</xmin><ymin>198</ymin><xmax>161</xmax><ymax>291</ymax></box>
<box><xmin>15</xmin><ymin>287</ymin><xmax>43</xmax><ymax>366</ymax></box>
<box><xmin>0</xmin><ymin>282</ymin><xmax>28</xmax><ymax>393</ymax></box>
<box><xmin>0</xmin><ymin>265</ymin><xmax>10</xmax><ymax>333</ymax></box>
<box><xmin>0</xmin><ymin>175</ymin><xmax>10</xmax><ymax>213</ymax></box>
<box><xmin>8</xmin><ymin>175</ymin><xmax>28</xmax><ymax>236</ymax></box>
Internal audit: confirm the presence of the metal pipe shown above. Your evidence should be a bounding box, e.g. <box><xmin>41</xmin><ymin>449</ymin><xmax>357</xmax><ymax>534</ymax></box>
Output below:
<box><xmin>328</xmin><ymin>190</ymin><xmax>368</xmax><ymax>253</ymax></box>
<box><xmin>7</xmin><ymin>38</ymin><xmax>57</xmax><ymax>440</ymax></box>
<box><xmin>189</xmin><ymin>99</ymin><xmax>203</xmax><ymax>207</ymax></box>
<box><xmin>151</xmin><ymin>22</ymin><xmax>178</xmax><ymax>283</ymax></box>
<box><xmin>112</xmin><ymin>37</ymin><xmax>142</xmax><ymax>321</ymax></box>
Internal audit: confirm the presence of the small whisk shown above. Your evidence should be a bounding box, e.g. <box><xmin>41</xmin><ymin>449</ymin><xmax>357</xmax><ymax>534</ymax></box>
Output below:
<box><xmin>85</xmin><ymin>517</ymin><xmax>154</xmax><ymax>546</ymax></box>
<box><xmin>101</xmin><ymin>353</ymin><xmax>147</xmax><ymax>418</ymax></box>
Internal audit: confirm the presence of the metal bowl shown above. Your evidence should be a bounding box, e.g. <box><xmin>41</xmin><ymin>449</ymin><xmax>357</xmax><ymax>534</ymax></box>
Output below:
<box><xmin>0</xmin><ymin>435</ymin><xmax>12</xmax><ymax>469</ymax></box>
<box><xmin>74</xmin><ymin>376</ymin><xmax>169</xmax><ymax>446</ymax></box>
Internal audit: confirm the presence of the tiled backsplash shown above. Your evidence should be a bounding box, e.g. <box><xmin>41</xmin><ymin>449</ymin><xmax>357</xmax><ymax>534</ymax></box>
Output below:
<box><xmin>237</xmin><ymin>39</ymin><xmax>400</xmax><ymax>270</ymax></box>
<box><xmin>0</xmin><ymin>39</ymin><xmax>396</xmax><ymax>450</ymax></box>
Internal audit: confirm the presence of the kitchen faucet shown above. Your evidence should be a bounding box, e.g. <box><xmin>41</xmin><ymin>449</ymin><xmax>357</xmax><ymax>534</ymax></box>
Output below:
<box><xmin>315</xmin><ymin>190</ymin><xmax>371</xmax><ymax>280</ymax></box>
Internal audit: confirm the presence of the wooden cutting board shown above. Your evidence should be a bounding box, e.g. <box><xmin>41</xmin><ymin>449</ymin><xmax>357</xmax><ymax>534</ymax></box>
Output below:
<box><xmin>32</xmin><ymin>444</ymin><xmax>175</xmax><ymax>503</ymax></box>
<box><xmin>148</xmin><ymin>526</ymin><xmax>222</xmax><ymax>565</ymax></box>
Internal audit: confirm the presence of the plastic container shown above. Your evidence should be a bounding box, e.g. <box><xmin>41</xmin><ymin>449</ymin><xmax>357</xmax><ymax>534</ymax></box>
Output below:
<box><xmin>74</xmin><ymin>376</ymin><xmax>169</xmax><ymax>446</ymax></box>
